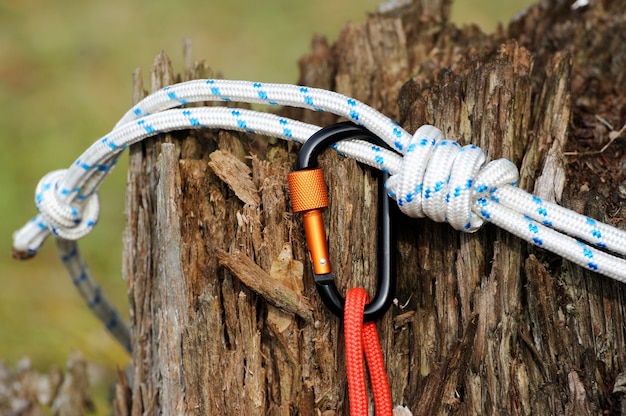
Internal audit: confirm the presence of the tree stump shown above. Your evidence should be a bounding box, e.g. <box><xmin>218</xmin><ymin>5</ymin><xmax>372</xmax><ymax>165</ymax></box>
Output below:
<box><xmin>115</xmin><ymin>0</ymin><xmax>626</xmax><ymax>414</ymax></box>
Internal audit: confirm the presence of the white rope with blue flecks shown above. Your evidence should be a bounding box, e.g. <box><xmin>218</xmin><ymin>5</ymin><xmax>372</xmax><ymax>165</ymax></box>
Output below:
<box><xmin>12</xmin><ymin>79</ymin><xmax>626</xmax><ymax>350</ymax></box>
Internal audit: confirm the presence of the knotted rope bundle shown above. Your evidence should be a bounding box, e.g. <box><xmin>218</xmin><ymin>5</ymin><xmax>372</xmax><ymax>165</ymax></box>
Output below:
<box><xmin>12</xmin><ymin>79</ymin><xmax>626</xmax><ymax>348</ymax></box>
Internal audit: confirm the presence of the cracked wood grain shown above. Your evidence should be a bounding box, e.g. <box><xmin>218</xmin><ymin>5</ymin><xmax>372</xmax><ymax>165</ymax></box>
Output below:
<box><xmin>216</xmin><ymin>248</ymin><xmax>314</xmax><ymax>323</ymax></box>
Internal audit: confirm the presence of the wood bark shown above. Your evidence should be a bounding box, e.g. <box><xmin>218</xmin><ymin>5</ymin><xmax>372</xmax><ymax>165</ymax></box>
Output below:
<box><xmin>115</xmin><ymin>0</ymin><xmax>626</xmax><ymax>414</ymax></box>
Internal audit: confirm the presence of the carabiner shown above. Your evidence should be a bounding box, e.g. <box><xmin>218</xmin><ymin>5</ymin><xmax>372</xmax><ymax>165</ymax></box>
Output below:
<box><xmin>288</xmin><ymin>122</ymin><xmax>395</xmax><ymax>321</ymax></box>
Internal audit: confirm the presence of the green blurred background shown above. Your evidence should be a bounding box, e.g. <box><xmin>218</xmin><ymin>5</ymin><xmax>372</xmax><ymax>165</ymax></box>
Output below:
<box><xmin>1</xmin><ymin>0</ymin><xmax>534</xmax><ymax>413</ymax></box>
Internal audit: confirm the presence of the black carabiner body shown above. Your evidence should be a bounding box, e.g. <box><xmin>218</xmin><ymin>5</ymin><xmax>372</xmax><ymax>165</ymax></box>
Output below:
<box><xmin>288</xmin><ymin>122</ymin><xmax>395</xmax><ymax>321</ymax></box>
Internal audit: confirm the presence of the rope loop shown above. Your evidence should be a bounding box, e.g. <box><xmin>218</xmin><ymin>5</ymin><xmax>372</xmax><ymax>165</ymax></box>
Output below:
<box><xmin>385</xmin><ymin>125</ymin><xmax>519</xmax><ymax>232</ymax></box>
<box><xmin>35</xmin><ymin>169</ymin><xmax>100</xmax><ymax>241</ymax></box>
<box><xmin>344</xmin><ymin>287</ymin><xmax>393</xmax><ymax>416</ymax></box>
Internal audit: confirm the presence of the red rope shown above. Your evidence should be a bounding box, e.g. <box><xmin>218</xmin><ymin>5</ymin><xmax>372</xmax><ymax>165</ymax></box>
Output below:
<box><xmin>344</xmin><ymin>287</ymin><xmax>393</xmax><ymax>415</ymax></box>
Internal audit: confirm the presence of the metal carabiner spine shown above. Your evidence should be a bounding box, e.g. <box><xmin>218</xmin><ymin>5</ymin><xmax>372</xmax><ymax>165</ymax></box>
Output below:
<box><xmin>288</xmin><ymin>122</ymin><xmax>395</xmax><ymax>321</ymax></box>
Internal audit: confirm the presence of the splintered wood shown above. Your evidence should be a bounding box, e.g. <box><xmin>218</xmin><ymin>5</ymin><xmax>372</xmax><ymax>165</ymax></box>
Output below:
<box><xmin>208</xmin><ymin>150</ymin><xmax>260</xmax><ymax>207</ymax></box>
<box><xmin>119</xmin><ymin>1</ymin><xmax>626</xmax><ymax>415</ymax></box>
<box><xmin>0</xmin><ymin>352</ymin><xmax>93</xmax><ymax>416</ymax></box>
<box><xmin>216</xmin><ymin>248</ymin><xmax>313</xmax><ymax>322</ymax></box>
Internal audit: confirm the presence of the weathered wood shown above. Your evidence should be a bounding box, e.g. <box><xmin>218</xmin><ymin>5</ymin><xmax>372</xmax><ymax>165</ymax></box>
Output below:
<box><xmin>117</xmin><ymin>1</ymin><xmax>626</xmax><ymax>414</ymax></box>
<box><xmin>216</xmin><ymin>248</ymin><xmax>314</xmax><ymax>322</ymax></box>
<box><xmin>0</xmin><ymin>352</ymin><xmax>93</xmax><ymax>416</ymax></box>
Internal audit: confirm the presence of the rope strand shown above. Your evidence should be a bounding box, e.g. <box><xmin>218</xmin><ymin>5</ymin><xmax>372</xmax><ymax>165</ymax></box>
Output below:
<box><xmin>345</xmin><ymin>288</ymin><xmax>393</xmax><ymax>416</ymax></box>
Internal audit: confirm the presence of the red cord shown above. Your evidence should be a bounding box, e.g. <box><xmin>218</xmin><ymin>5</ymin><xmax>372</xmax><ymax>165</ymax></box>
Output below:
<box><xmin>344</xmin><ymin>288</ymin><xmax>393</xmax><ymax>415</ymax></box>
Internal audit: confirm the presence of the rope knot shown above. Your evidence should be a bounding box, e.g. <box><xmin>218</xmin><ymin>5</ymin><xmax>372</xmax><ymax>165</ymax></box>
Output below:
<box><xmin>35</xmin><ymin>169</ymin><xmax>100</xmax><ymax>240</ymax></box>
<box><xmin>385</xmin><ymin>125</ymin><xmax>519</xmax><ymax>232</ymax></box>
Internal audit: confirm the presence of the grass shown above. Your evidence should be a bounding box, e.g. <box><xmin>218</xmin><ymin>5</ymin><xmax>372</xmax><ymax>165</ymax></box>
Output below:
<box><xmin>1</xmin><ymin>0</ymin><xmax>534</xmax><ymax>413</ymax></box>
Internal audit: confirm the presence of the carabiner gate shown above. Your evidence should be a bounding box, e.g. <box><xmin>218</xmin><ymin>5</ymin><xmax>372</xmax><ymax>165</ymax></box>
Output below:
<box><xmin>288</xmin><ymin>122</ymin><xmax>395</xmax><ymax>321</ymax></box>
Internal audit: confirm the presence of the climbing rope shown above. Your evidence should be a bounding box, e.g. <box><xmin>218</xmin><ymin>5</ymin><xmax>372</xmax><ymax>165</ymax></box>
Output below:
<box><xmin>344</xmin><ymin>288</ymin><xmax>393</xmax><ymax>416</ymax></box>
<box><xmin>11</xmin><ymin>79</ymin><xmax>626</xmax><ymax>350</ymax></box>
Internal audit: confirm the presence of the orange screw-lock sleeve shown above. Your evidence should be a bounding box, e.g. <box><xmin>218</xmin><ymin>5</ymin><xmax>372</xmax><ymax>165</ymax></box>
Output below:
<box><xmin>288</xmin><ymin>168</ymin><xmax>331</xmax><ymax>275</ymax></box>
<box><xmin>288</xmin><ymin>168</ymin><xmax>328</xmax><ymax>212</ymax></box>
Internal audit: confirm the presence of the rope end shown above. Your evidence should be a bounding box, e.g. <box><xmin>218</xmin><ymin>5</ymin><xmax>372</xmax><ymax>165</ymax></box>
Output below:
<box><xmin>12</xmin><ymin>246</ymin><xmax>37</xmax><ymax>260</ymax></box>
<box><xmin>12</xmin><ymin>215</ymin><xmax>50</xmax><ymax>260</ymax></box>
